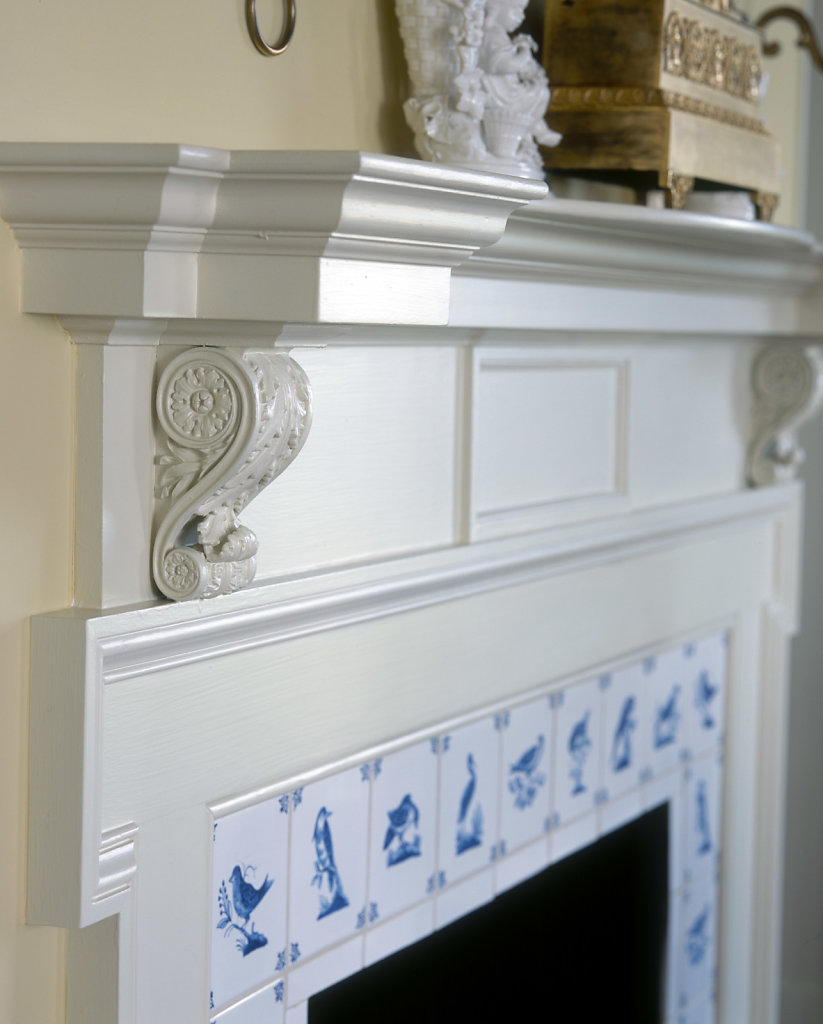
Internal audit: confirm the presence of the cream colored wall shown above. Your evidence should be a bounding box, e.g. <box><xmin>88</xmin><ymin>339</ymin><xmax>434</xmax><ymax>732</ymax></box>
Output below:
<box><xmin>738</xmin><ymin>0</ymin><xmax>813</xmax><ymax>228</ymax></box>
<box><xmin>0</xmin><ymin>3</ymin><xmax>405</xmax><ymax>1022</ymax></box>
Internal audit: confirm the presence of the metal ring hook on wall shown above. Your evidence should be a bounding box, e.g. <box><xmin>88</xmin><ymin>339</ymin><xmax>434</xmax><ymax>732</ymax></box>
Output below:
<box><xmin>246</xmin><ymin>0</ymin><xmax>296</xmax><ymax>56</ymax></box>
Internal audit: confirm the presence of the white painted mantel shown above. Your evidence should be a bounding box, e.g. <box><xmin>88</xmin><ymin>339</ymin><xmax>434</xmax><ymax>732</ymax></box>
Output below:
<box><xmin>2</xmin><ymin>145</ymin><xmax>822</xmax><ymax>1024</ymax></box>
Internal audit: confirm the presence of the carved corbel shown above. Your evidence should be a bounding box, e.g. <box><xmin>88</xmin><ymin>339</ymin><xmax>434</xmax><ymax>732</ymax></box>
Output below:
<box><xmin>747</xmin><ymin>343</ymin><xmax>823</xmax><ymax>487</ymax></box>
<box><xmin>153</xmin><ymin>349</ymin><xmax>312</xmax><ymax>601</ymax></box>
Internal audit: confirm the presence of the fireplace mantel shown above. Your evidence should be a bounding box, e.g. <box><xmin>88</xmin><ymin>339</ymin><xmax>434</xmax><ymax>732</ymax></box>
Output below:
<box><xmin>5</xmin><ymin>145</ymin><xmax>822</xmax><ymax>1024</ymax></box>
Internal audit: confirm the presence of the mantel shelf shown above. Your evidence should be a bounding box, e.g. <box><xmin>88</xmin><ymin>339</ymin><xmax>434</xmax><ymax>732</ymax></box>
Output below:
<box><xmin>0</xmin><ymin>143</ymin><xmax>820</xmax><ymax>341</ymax></box>
<box><xmin>0</xmin><ymin>144</ymin><xmax>544</xmax><ymax>326</ymax></box>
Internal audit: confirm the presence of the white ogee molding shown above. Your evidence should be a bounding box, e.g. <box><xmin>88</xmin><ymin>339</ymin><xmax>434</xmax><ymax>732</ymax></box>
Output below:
<box><xmin>0</xmin><ymin>145</ymin><xmax>545</xmax><ymax>325</ymax></box>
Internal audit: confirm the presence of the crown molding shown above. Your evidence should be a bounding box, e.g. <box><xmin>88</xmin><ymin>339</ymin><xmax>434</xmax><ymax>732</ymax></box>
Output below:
<box><xmin>0</xmin><ymin>144</ymin><xmax>545</xmax><ymax>326</ymax></box>
<box><xmin>459</xmin><ymin>197</ymin><xmax>823</xmax><ymax>297</ymax></box>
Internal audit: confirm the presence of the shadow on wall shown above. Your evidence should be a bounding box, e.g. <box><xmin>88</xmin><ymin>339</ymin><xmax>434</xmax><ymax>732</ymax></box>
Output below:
<box><xmin>376</xmin><ymin>0</ymin><xmax>417</xmax><ymax>159</ymax></box>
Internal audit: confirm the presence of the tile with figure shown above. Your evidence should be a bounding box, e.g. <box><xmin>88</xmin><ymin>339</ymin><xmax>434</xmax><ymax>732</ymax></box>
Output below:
<box><xmin>288</xmin><ymin>766</ymin><xmax>369</xmax><ymax>962</ymax></box>
<box><xmin>684</xmin><ymin>632</ymin><xmax>727</xmax><ymax>756</ymax></box>
<box><xmin>368</xmin><ymin>740</ymin><xmax>438</xmax><ymax>920</ymax></box>
<box><xmin>437</xmin><ymin>716</ymin><xmax>500</xmax><ymax>887</ymax></box>
<box><xmin>211</xmin><ymin>797</ymin><xmax>289</xmax><ymax>1012</ymax></box>
<box><xmin>499</xmin><ymin>696</ymin><xmax>553</xmax><ymax>853</ymax></box>
<box><xmin>649</xmin><ymin>647</ymin><xmax>687</xmax><ymax>776</ymax></box>
<box><xmin>603</xmin><ymin>661</ymin><xmax>648</xmax><ymax>798</ymax></box>
<box><xmin>678</xmin><ymin>872</ymin><xmax>717</xmax><ymax>1012</ymax></box>
<box><xmin>685</xmin><ymin>753</ymin><xmax>722</xmax><ymax>883</ymax></box>
<box><xmin>552</xmin><ymin>676</ymin><xmax>603</xmax><ymax>825</ymax></box>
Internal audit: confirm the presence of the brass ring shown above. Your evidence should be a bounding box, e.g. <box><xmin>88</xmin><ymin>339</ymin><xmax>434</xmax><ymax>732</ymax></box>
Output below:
<box><xmin>245</xmin><ymin>0</ymin><xmax>296</xmax><ymax>57</ymax></box>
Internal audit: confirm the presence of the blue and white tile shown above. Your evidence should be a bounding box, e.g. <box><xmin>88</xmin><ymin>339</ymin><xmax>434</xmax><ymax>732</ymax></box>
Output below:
<box><xmin>498</xmin><ymin>697</ymin><xmax>553</xmax><ymax>853</ymax></box>
<box><xmin>602</xmin><ymin>662</ymin><xmax>649</xmax><ymax>797</ymax></box>
<box><xmin>678</xmin><ymin>873</ymin><xmax>717</xmax><ymax>1011</ymax></box>
<box><xmin>435</xmin><ymin>869</ymin><xmax>494</xmax><ymax>931</ymax></box>
<box><xmin>364</xmin><ymin>901</ymin><xmax>434</xmax><ymax>968</ymax></box>
<box><xmin>598</xmin><ymin>787</ymin><xmax>643</xmax><ymax>838</ymax></box>
<box><xmin>288</xmin><ymin>768</ymin><xmax>369</xmax><ymax>962</ymax></box>
<box><xmin>648</xmin><ymin>648</ymin><xmax>688</xmax><ymax>776</ymax></box>
<box><xmin>494</xmin><ymin>836</ymin><xmax>550</xmax><ymax>895</ymax></box>
<box><xmin>684</xmin><ymin>754</ymin><xmax>722</xmax><ymax>884</ymax></box>
<box><xmin>665</xmin><ymin>888</ymin><xmax>682</xmax><ymax>1021</ymax></box>
<box><xmin>549</xmin><ymin>810</ymin><xmax>598</xmax><ymax>865</ymax></box>
<box><xmin>678</xmin><ymin>990</ymin><xmax>715</xmax><ymax>1024</ymax></box>
<box><xmin>210</xmin><ymin>982</ymin><xmax>285</xmax><ymax>1024</ymax></box>
<box><xmin>285</xmin><ymin>1004</ymin><xmax>308</xmax><ymax>1024</ymax></box>
<box><xmin>437</xmin><ymin>717</ymin><xmax>500</xmax><ymax>887</ymax></box>
<box><xmin>643</xmin><ymin>767</ymin><xmax>685</xmax><ymax>892</ymax></box>
<box><xmin>211</xmin><ymin>798</ymin><xmax>289</xmax><ymax>1011</ymax></box>
<box><xmin>286</xmin><ymin>935</ymin><xmax>363</xmax><ymax>1007</ymax></box>
<box><xmin>368</xmin><ymin>740</ymin><xmax>437</xmax><ymax>920</ymax></box>
<box><xmin>684</xmin><ymin>633</ymin><xmax>727</xmax><ymax>756</ymax></box>
<box><xmin>552</xmin><ymin>677</ymin><xmax>603</xmax><ymax>824</ymax></box>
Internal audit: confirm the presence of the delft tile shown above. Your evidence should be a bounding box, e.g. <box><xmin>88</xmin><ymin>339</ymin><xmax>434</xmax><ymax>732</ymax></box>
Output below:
<box><xmin>363</xmin><ymin>901</ymin><xmax>435</xmax><ymax>968</ymax></box>
<box><xmin>434</xmin><ymin>868</ymin><xmax>494</xmax><ymax>931</ymax></box>
<box><xmin>549</xmin><ymin>811</ymin><xmax>598</xmax><ymax>865</ymax></box>
<box><xmin>210</xmin><ymin>982</ymin><xmax>285</xmax><ymax>1024</ymax></box>
<box><xmin>436</xmin><ymin>717</ymin><xmax>500</xmax><ymax>887</ymax></box>
<box><xmin>494</xmin><ymin>836</ymin><xmax>550</xmax><ymax>896</ymax></box>
<box><xmin>678</xmin><ymin>873</ymin><xmax>717</xmax><ymax>1012</ymax></box>
<box><xmin>284</xmin><ymin>1004</ymin><xmax>308</xmax><ymax>1024</ymax></box>
<box><xmin>665</xmin><ymin>887</ymin><xmax>683</xmax><ymax>1022</ymax></box>
<box><xmin>368</xmin><ymin>740</ymin><xmax>437</xmax><ymax>921</ymax></box>
<box><xmin>211</xmin><ymin>798</ymin><xmax>289</xmax><ymax>1011</ymax></box>
<box><xmin>288</xmin><ymin>767</ymin><xmax>369</xmax><ymax>963</ymax></box>
<box><xmin>678</xmin><ymin>990</ymin><xmax>715</xmax><ymax>1024</ymax></box>
<box><xmin>552</xmin><ymin>677</ymin><xmax>603</xmax><ymax>824</ymax></box>
<box><xmin>684</xmin><ymin>754</ymin><xmax>722</xmax><ymax>885</ymax></box>
<box><xmin>287</xmin><ymin>935</ymin><xmax>364</xmax><ymax>1007</ymax></box>
<box><xmin>649</xmin><ymin>648</ymin><xmax>688</xmax><ymax>777</ymax></box>
<box><xmin>643</xmin><ymin>768</ymin><xmax>686</xmax><ymax>892</ymax></box>
<box><xmin>603</xmin><ymin>662</ymin><xmax>649</xmax><ymax>797</ymax></box>
<box><xmin>684</xmin><ymin>633</ymin><xmax>727</xmax><ymax>757</ymax></box>
<box><xmin>598</xmin><ymin>787</ymin><xmax>643</xmax><ymax>838</ymax></box>
<box><xmin>498</xmin><ymin>697</ymin><xmax>553</xmax><ymax>854</ymax></box>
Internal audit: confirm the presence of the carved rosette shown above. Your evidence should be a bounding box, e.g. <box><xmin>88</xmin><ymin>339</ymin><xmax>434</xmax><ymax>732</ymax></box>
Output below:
<box><xmin>153</xmin><ymin>349</ymin><xmax>312</xmax><ymax>601</ymax></box>
<box><xmin>747</xmin><ymin>344</ymin><xmax>823</xmax><ymax>487</ymax></box>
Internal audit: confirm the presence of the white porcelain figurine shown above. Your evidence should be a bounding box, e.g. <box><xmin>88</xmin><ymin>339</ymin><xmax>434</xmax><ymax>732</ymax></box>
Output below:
<box><xmin>395</xmin><ymin>0</ymin><xmax>560</xmax><ymax>179</ymax></box>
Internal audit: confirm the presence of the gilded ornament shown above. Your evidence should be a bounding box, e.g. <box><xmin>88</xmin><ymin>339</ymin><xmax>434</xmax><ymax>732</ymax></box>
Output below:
<box><xmin>684</xmin><ymin>20</ymin><xmax>710</xmax><ymax>81</ymax></box>
<box><xmin>664</xmin><ymin>13</ymin><xmax>684</xmax><ymax>76</ymax></box>
<box><xmin>726</xmin><ymin>39</ymin><xmax>745</xmax><ymax>96</ymax></box>
<box><xmin>542</xmin><ymin>0</ymin><xmax>779</xmax><ymax>214</ymax></box>
<box><xmin>707</xmin><ymin>31</ymin><xmax>726</xmax><ymax>89</ymax></box>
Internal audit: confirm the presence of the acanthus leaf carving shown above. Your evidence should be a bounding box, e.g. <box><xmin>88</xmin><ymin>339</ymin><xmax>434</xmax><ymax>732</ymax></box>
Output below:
<box><xmin>153</xmin><ymin>349</ymin><xmax>312</xmax><ymax>601</ymax></box>
<box><xmin>747</xmin><ymin>343</ymin><xmax>823</xmax><ymax>487</ymax></box>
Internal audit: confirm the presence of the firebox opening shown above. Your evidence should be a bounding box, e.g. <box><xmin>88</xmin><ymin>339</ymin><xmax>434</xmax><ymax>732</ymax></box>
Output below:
<box><xmin>310</xmin><ymin>803</ymin><xmax>669</xmax><ymax>1023</ymax></box>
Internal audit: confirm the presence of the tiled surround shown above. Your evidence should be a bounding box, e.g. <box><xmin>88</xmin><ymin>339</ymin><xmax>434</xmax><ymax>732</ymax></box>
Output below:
<box><xmin>210</xmin><ymin>632</ymin><xmax>727</xmax><ymax>1023</ymax></box>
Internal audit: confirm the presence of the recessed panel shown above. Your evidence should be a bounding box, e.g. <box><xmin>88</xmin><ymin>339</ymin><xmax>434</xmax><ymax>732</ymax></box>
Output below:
<box><xmin>471</xmin><ymin>351</ymin><xmax>627</xmax><ymax>538</ymax></box>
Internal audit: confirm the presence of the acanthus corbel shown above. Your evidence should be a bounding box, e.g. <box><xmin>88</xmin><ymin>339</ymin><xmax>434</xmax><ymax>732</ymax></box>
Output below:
<box><xmin>746</xmin><ymin>342</ymin><xmax>823</xmax><ymax>487</ymax></box>
<box><xmin>153</xmin><ymin>348</ymin><xmax>312</xmax><ymax>601</ymax></box>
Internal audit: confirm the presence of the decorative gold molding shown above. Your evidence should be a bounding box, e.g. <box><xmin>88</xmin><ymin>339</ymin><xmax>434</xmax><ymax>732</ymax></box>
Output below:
<box><xmin>663</xmin><ymin>12</ymin><xmax>762</xmax><ymax>103</ymax></box>
<box><xmin>549</xmin><ymin>86</ymin><xmax>767</xmax><ymax>135</ymax></box>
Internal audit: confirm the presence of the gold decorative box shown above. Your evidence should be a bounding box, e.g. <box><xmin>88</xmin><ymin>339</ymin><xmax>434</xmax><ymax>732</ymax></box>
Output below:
<box><xmin>542</xmin><ymin>0</ymin><xmax>780</xmax><ymax>218</ymax></box>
